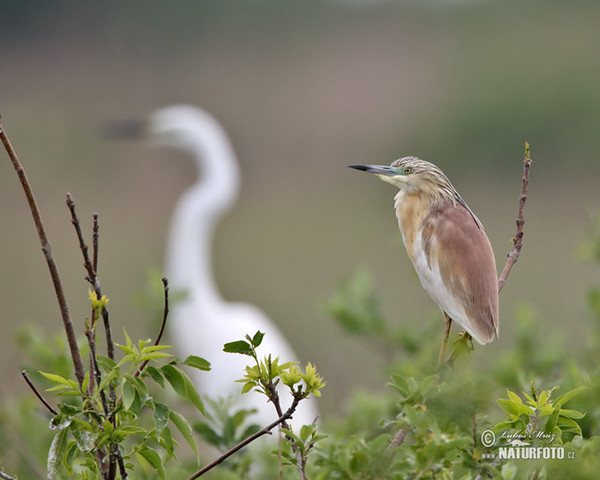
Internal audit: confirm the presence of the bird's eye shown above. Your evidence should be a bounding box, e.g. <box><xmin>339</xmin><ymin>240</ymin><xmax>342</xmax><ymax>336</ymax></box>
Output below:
<box><xmin>404</xmin><ymin>167</ymin><xmax>413</xmax><ymax>174</ymax></box>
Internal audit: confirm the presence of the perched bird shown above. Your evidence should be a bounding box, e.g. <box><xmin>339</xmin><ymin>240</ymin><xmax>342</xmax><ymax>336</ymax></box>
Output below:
<box><xmin>349</xmin><ymin>157</ymin><xmax>499</xmax><ymax>364</ymax></box>
<box><xmin>131</xmin><ymin>105</ymin><xmax>318</xmax><ymax>426</ymax></box>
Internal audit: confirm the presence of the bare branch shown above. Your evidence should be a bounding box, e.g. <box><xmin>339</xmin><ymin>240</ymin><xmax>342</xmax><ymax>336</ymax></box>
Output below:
<box><xmin>66</xmin><ymin>195</ymin><xmax>115</xmax><ymax>362</ymax></box>
<box><xmin>92</xmin><ymin>212</ymin><xmax>99</xmax><ymax>274</ymax></box>
<box><xmin>21</xmin><ymin>370</ymin><xmax>59</xmax><ymax>416</ymax></box>
<box><xmin>184</xmin><ymin>396</ymin><xmax>301</xmax><ymax>480</ymax></box>
<box><xmin>0</xmin><ymin>470</ymin><xmax>19</xmax><ymax>480</ymax></box>
<box><xmin>498</xmin><ymin>142</ymin><xmax>532</xmax><ymax>294</ymax></box>
<box><xmin>0</xmin><ymin>117</ymin><xmax>86</xmax><ymax>387</ymax></box>
<box><xmin>135</xmin><ymin>277</ymin><xmax>170</xmax><ymax>378</ymax></box>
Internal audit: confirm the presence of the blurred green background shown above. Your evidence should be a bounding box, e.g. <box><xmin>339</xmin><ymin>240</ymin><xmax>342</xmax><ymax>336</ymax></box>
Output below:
<box><xmin>0</xmin><ymin>0</ymin><xmax>598</xmax><ymax>417</ymax></box>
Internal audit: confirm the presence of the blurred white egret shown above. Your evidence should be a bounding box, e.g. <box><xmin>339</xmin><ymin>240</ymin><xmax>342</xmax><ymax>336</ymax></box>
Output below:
<box><xmin>146</xmin><ymin>105</ymin><xmax>318</xmax><ymax>427</ymax></box>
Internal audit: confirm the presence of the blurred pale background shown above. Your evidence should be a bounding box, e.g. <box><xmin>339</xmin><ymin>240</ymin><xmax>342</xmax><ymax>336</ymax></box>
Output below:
<box><xmin>1</xmin><ymin>0</ymin><xmax>598</xmax><ymax>416</ymax></box>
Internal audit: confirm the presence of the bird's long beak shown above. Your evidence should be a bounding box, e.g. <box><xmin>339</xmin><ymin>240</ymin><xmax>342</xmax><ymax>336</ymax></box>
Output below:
<box><xmin>348</xmin><ymin>164</ymin><xmax>397</xmax><ymax>176</ymax></box>
<box><xmin>101</xmin><ymin>119</ymin><xmax>148</xmax><ymax>140</ymax></box>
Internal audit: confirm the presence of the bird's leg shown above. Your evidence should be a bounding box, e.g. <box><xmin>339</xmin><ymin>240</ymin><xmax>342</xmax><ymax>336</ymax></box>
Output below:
<box><xmin>438</xmin><ymin>313</ymin><xmax>452</xmax><ymax>367</ymax></box>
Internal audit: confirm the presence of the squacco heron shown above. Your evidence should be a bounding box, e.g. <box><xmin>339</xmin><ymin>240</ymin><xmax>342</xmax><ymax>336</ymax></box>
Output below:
<box><xmin>349</xmin><ymin>157</ymin><xmax>499</xmax><ymax>365</ymax></box>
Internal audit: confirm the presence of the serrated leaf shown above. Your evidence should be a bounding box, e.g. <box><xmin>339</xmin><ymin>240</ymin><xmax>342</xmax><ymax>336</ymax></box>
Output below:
<box><xmin>182</xmin><ymin>355</ymin><xmax>211</xmax><ymax>371</ymax></box>
<box><xmin>223</xmin><ymin>340</ymin><xmax>253</xmax><ymax>355</ymax></box>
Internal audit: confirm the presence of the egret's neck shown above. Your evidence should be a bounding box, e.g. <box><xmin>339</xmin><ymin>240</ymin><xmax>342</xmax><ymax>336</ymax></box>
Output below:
<box><xmin>165</xmin><ymin>131</ymin><xmax>240</xmax><ymax>308</ymax></box>
<box><xmin>166</xmin><ymin>188</ymin><xmax>220</xmax><ymax>306</ymax></box>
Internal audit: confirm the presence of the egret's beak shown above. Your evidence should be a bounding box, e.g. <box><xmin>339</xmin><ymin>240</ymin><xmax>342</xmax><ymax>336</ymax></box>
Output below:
<box><xmin>101</xmin><ymin>119</ymin><xmax>148</xmax><ymax>140</ymax></box>
<box><xmin>348</xmin><ymin>164</ymin><xmax>398</xmax><ymax>176</ymax></box>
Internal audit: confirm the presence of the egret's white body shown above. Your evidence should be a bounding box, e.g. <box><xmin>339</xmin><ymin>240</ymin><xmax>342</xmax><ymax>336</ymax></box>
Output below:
<box><xmin>148</xmin><ymin>106</ymin><xmax>318</xmax><ymax>427</ymax></box>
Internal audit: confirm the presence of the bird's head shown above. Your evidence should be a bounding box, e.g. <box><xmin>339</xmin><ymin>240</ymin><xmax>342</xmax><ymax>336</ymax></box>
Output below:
<box><xmin>349</xmin><ymin>156</ymin><xmax>458</xmax><ymax>200</ymax></box>
<box><xmin>147</xmin><ymin>105</ymin><xmax>227</xmax><ymax>153</ymax></box>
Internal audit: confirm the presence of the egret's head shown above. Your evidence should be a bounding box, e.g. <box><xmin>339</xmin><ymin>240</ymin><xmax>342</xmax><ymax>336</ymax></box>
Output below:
<box><xmin>148</xmin><ymin>105</ymin><xmax>226</xmax><ymax>152</ymax></box>
<box><xmin>349</xmin><ymin>156</ymin><xmax>458</xmax><ymax>200</ymax></box>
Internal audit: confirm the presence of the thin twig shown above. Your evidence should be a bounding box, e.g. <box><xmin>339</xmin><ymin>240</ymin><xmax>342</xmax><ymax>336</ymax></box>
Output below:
<box><xmin>66</xmin><ymin>195</ymin><xmax>115</xmax><ymax>362</ymax></box>
<box><xmin>92</xmin><ymin>212</ymin><xmax>99</xmax><ymax>274</ymax></box>
<box><xmin>0</xmin><ymin>471</ymin><xmax>19</xmax><ymax>480</ymax></box>
<box><xmin>0</xmin><ymin>118</ymin><xmax>85</xmax><ymax>387</ymax></box>
<box><xmin>184</xmin><ymin>396</ymin><xmax>301</xmax><ymax>480</ymax></box>
<box><xmin>21</xmin><ymin>370</ymin><xmax>59</xmax><ymax>416</ymax></box>
<box><xmin>116</xmin><ymin>446</ymin><xmax>128</xmax><ymax>479</ymax></box>
<box><xmin>135</xmin><ymin>277</ymin><xmax>170</xmax><ymax>378</ymax></box>
<box><xmin>498</xmin><ymin>143</ymin><xmax>532</xmax><ymax>293</ymax></box>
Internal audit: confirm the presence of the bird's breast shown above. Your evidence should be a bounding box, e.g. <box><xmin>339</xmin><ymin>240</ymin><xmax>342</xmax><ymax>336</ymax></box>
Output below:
<box><xmin>394</xmin><ymin>191</ymin><xmax>429</xmax><ymax>263</ymax></box>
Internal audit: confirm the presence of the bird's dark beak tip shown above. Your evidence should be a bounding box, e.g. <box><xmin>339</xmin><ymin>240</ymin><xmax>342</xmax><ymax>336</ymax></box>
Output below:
<box><xmin>101</xmin><ymin>119</ymin><xmax>147</xmax><ymax>141</ymax></box>
<box><xmin>348</xmin><ymin>164</ymin><xmax>369</xmax><ymax>171</ymax></box>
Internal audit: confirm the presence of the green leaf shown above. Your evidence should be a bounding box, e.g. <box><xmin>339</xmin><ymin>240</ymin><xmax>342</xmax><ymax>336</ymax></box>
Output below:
<box><xmin>170</xmin><ymin>410</ymin><xmax>198</xmax><ymax>457</ymax></box>
<box><xmin>559</xmin><ymin>408</ymin><xmax>586</xmax><ymax>419</ymax></box>
<box><xmin>159</xmin><ymin>426</ymin><xmax>175</xmax><ymax>462</ymax></box>
<box><xmin>251</xmin><ymin>331</ymin><xmax>265</xmax><ymax>348</ymax></box>
<box><xmin>183</xmin><ymin>372</ymin><xmax>205</xmax><ymax>415</ymax></box>
<box><xmin>98</xmin><ymin>368</ymin><xmax>119</xmax><ymax>392</ymax></box>
<box><xmin>62</xmin><ymin>441</ymin><xmax>78</xmax><ymax>475</ymax></box>
<box><xmin>161</xmin><ymin>365</ymin><xmax>205</xmax><ymax>414</ymax></box>
<box><xmin>124</xmin><ymin>373</ymin><xmax>149</xmax><ymax>397</ymax></box>
<box><xmin>144</xmin><ymin>366</ymin><xmax>165</xmax><ymax>387</ymax></box>
<box><xmin>138</xmin><ymin>447</ymin><xmax>166</xmax><ymax>480</ymax></box>
<box><xmin>96</xmin><ymin>354</ymin><xmax>118</xmax><ymax>372</ymax></box>
<box><xmin>194</xmin><ymin>422</ymin><xmax>223</xmax><ymax>448</ymax></box>
<box><xmin>138</xmin><ymin>351</ymin><xmax>174</xmax><ymax>362</ymax></box>
<box><xmin>182</xmin><ymin>355</ymin><xmax>211</xmax><ymax>371</ymax></box>
<box><xmin>153</xmin><ymin>401</ymin><xmax>170</xmax><ymax>434</ymax></box>
<box><xmin>162</xmin><ymin>364</ymin><xmax>187</xmax><ymax>397</ymax></box>
<box><xmin>557</xmin><ymin>416</ymin><xmax>583</xmax><ymax>432</ymax></box>
<box><xmin>123</xmin><ymin>328</ymin><xmax>133</xmax><ymax>350</ymax></box>
<box><xmin>241</xmin><ymin>381</ymin><xmax>256</xmax><ymax>394</ymax></box>
<box><xmin>47</xmin><ymin>429</ymin><xmax>68</xmax><ymax>479</ymax></box>
<box><xmin>122</xmin><ymin>379</ymin><xmax>136</xmax><ymax>411</ymax></box>
<box><xmin>554</xmin><ymin>386</ymin><xmax>590</xmax><ymax>407</ymax></box>
<box><xmin>544</xmin><ymin>405</ymin><xmax>560</xmax><ymax>435</ymax></box>
<box><xmin>507</xmin><ymin>389</ymin><xmax>523</xmax><ymax>405</ymax></box>
<box><xmin>223</xmin><ymin>340</ymin><xmax>253</xmax><ymax>356</ymax></box>
<box><xmin>40</xmin><ymin>371</ymin><xmax>77</xmax><ymax>388</ymax></box>
<box><xmin>497</xmin><ymin>399</ymin><xmax>532</xmax><ymax>417</ymax></box>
